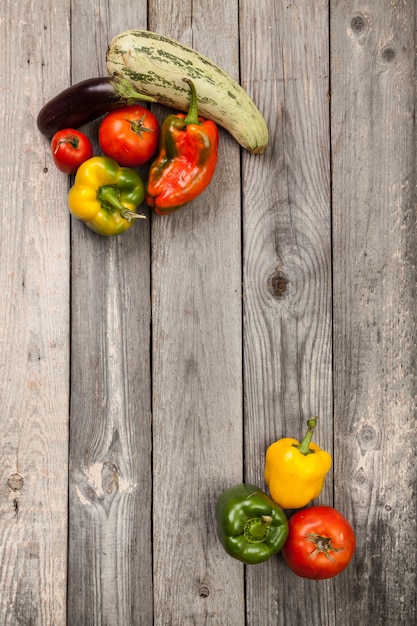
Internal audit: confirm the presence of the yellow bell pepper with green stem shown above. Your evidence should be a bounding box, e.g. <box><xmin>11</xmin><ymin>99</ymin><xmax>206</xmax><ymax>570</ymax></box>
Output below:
<box><xmin>264</xmin><ymin>418</ymin><xmax>332</xmax><ymax>509</ymax></box>
<box><xmin>68</xmin><ymin>156</ymin><xmax>146</xmax><ymax>236</ymax></box>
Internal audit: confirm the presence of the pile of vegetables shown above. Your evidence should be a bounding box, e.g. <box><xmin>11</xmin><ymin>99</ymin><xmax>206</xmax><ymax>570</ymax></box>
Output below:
<box><xmin>38</xmin><ymin>30</ymin><xmax>356</xmax><ymax>580</ymax></box>
<box><xmin>41</xmin><ymin>78</ymin><xmax>217</xmax><ymax>234</ymax></box>
<box><xmin>216</xmin><ymin>419</ymin><xmax>356</xmax><ymax>580</ymax></box>
<box><xmin>38</xmin><ymin>30</ymin><xmax>268</xmax><ymax>235</ymax></box>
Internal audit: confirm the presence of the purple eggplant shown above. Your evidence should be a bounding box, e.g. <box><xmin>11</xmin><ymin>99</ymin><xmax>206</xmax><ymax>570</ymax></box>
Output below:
<box><xmin>37</xmin><ymin>76</ymin><xmax>155</xmax><ymax>137</ymax></box>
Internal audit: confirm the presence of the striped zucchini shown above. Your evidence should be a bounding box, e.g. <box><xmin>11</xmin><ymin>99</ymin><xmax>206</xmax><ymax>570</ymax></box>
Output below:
<box><xmin>106</xmin><ymin>30</ymin><xmax>268</xmax><ymax>154</ymax></box>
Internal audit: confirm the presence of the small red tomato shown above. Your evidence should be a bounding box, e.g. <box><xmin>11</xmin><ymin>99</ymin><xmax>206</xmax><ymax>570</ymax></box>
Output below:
<box><xmin>281</xmin><ymin>506</ymin><xmax>356</xmax><ymax>580</ymax></box>
<box><xmin>51</xmin><ymin>129</ymin><xmax>93</xmax><ymax>174</ymax></box>
<box><xmin>98</xmin><ymin>105</ymin><xmax>160</xmax><ymax>167</ymax></box>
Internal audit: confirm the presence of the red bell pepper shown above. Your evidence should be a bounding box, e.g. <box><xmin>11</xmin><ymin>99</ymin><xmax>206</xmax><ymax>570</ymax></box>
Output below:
<box><xmin>145</xmin><ymin>79</ymin><xmax>219</xmax><ymax>214</ymax></box>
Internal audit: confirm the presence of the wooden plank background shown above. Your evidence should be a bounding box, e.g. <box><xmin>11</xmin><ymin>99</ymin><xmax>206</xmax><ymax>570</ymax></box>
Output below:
<box><xmin>0</xmin><ymin>0</ymin><xmax>415</xmax><ymax>625</ymax></box>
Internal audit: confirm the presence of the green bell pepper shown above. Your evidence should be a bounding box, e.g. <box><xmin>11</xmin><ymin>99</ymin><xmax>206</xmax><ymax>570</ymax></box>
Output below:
<box><xmin>215</xmin><ymin>483</ymin><xmax>288</xmax><ymax>564</ymax></box>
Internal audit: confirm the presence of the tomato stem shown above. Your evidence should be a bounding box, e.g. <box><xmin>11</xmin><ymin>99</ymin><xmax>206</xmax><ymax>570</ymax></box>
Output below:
<box><xmin>126</xmin><ymin>114</ymin><xmax>156</xmax><ymax>137</ymax></box>
<box><xmin>54</xmin><ymin>134</ymin><xmax>80</xmax><ymax>154</ymax></box>
<box><xmin>305</xmin><ymin>533</ymin><xmax>344</xmax><ymax>561</ymax></box>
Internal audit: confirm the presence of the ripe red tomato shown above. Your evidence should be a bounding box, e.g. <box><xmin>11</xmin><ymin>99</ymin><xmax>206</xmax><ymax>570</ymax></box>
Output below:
<box><xmin>98</xmin><ymin>105</ymin><xmax>160</xmax><ymax>167</ymax></box>
<box><xmin>281</xmin><ymin>506</ymin><xmax>356</xmax><ymax>580</ymax></box>
<box><xmin>51</xmin><ymin>129</ymin><xmax>93</xmax><ymax>174</ymax></box>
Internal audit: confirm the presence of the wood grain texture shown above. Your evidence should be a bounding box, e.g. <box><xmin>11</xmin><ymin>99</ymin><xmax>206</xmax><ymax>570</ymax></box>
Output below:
<box><xmin>241</xmin><ymin>1</ymin><xmax>334</xmax><ymax>624</ymax></box>
<box><xmin>0</xmin><ymin>0</ymin><xmax>416</xmax><ymax>623</ymax></box>
<box><xmin>331</xmin><ymin>2</ymin><xmax>417</xmax><ymax>624</ymax></box>
<box><xmin>67</xmin><ymin>2</ymin><xmax>153</xmax><ymax>624</ymax></box>
<box><xmin>149</xmin><ymin>1</ymin><xmax>244</xmax><ymax>623</ymax></box>
<box><xmin>0</xmin><ymin>1</ymin><xmax>70</xmax><ymax>624</ymax></box>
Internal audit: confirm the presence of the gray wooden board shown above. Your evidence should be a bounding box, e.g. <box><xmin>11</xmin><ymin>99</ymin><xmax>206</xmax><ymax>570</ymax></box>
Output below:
<box><xmin>242</xmin><ymin>1</ymin><xmax>335</xmax><ymax>624</ymax></box>
<box><xmin>0</xmin><ymin>0</ymin><xmax>416</xmax><ymax>624</ymax></box>
<box><xmin>0</xmin><ymin>1</ymin><xmax>70</xmax><ymax>624</ymax></box>
<box><xmin>67</xmin><ymin>2</ymin><xmax>153</xmax><ymax>624</ymax></box>
<box><xmin>149</xmin><ymin>2</ymin><xmax>244</xmax><ymax>623</ymax></box>
<box><xmin>331</xmin><ymin>2</ymin><xmax>417</xmax><ymax>625</ymax></box>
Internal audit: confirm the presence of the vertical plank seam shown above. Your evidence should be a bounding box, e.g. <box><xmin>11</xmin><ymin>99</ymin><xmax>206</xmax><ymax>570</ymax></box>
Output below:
<box><xmin>66</xmin><ymin>5</ymin><xmax>74</xmax><ymax>623</ymax></box>
<box><xmin>328</xmin><ymin>3</ymin><xmax>338</xmax><ymax>619</ymax></box>
<box><xmin>328</xmin><ymin>0</ymin><xmax>335</xmax><ymax>505</ymax></box>
<box><xmin>237</xmin><ymin>3</ymin><xmax>250</xmax><ymax>623</ymax></box>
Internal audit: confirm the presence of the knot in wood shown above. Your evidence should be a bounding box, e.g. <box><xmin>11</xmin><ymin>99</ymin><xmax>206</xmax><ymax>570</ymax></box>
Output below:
<box><xmin>199</xmin><ymin>584</ymin><xmax>210</xmax><ymax>598</ymax></box>
<box><xmin>381</xmin><ymin>46</ymin><xmax>396</xmax><ymax>63</ymax></box>
<box><xmin>8</xmin><ymin>473</ymin><xmax>24</xmax><ymax>491</ymax></box>
<box><xmin>268</xmin><ymin>269</ymin><xmax>288</xmax><ymax>299</ymax></box>
<box><xmin>357</xmin><ymin>424</ymin><xmax>377</xmax><ymax>453</ymax></box>
<box><xmin>102</xmin><ymin>461</ymin><xmax>120</xmax><ymax>494</ymax></box>
<box><xmin>351</xmin><ymin>14</ymin><xmax>366</xmax><ymax>34</ymax></box>
<box><xmin>354</xmin><ymin>467</ymin><xmax>368</xmax><ymax>488</ymax></box>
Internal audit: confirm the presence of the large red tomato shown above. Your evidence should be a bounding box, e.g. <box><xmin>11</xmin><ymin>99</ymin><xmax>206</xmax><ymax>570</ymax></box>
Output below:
<box><xmin>281</xmin><ymin>506</ymin><xmax>356</xmax><ymax>580</ymax></box>
<box><xmin>51</xmin><ymin>129</ymin><xmax>93</xmax><ymax>174</ymax></box>
<box><xmin>98</xmin><ymin>105</ymin><xmax>160</xmax><ymax>167</ymax></box>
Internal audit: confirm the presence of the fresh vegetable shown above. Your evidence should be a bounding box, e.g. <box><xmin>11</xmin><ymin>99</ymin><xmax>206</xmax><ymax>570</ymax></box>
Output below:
<box><xmin>106</xmin><ymin>30</ymin><xmax>268</xmax><ymax>154</ymax></box>
<box><xmin>67</xmin><ymin>156</ymin><xmax>146</xmax><ymax>236</ymax></box>
<box><xmin>98</xmin><ymin>104</ymin><xmax>160</xmax><ymax>167</ymax></box>
<box><xmin>37</xmin><ymin>76</ymin><xmax>155</xmax><ymax>138</ymax></box>
<box><xmin>215</xmin><ymin>483</ymin><xmax>288</xmax><ymax>564</ymax></box>
<box><xmin>264</xmin><ymin>418</ymin><xmax>332</xmax><ymax>509</ymax></box>
<box><xmin>51</xmin><ymin>128</ymin><xmax>93</xmax><ymax>174</ymax></box>
<box><xmin>281</xmin><ymin>506</ymin><xmax>356</xmax><ymax>580</ymax></box>
<box><xmin>145</xmin><ymin>79</ymin><xmax>218</xmax><ymax>215</ymax></box>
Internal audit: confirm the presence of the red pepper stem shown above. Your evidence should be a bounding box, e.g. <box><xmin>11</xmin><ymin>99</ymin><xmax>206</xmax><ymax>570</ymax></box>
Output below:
<box><xmin>296</xmin><ymin>417</ymin><xmax>318</xmax><ymax>456</ymax></box>
<box><xmin>182</xmin><ymin>79</ymin><xmax>200</xmax><ymax>126</ymax></box>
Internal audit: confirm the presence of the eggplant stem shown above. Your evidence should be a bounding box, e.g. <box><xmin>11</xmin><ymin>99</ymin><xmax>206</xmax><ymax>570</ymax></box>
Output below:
<box><xmin>111</xmin><ymin>73</ymin><xmax>156</xmax><ymax>103</ymax></box>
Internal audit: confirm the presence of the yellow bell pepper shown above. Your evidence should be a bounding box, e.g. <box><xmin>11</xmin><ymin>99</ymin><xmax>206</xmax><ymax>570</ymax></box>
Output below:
<box><xmin>264</xmin><ymin>418</ymin><xmax>332</xmax><ymax>509</ymax></box>
<box><xmin>68</xmin><ymin>156</ymin><xmax>146</xmax><ymax>236</ymax></box>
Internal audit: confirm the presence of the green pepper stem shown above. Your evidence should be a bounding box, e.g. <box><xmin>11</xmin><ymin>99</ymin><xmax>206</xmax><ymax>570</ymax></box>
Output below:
<box><xmin>244</xmin><ymin>516</ymin><xmax>273</xmax><ymax>543</ymax></box>
<box><xmin>182</xmin><ymin>78</ymin><xmax>200</xmax><ymax>125</ymax></box>
<box><xmin>296</xmin><ymin>417</ymin><xmax>318</xmax><ymax>456</ymax></box>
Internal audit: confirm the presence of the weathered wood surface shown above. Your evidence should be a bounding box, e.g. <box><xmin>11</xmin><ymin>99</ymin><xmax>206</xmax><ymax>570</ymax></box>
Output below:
<box><xmin>0</xmin><ymin>0</ymin><xmax>415</xmax><ymax>625</ymax></box>
<box><xmin>331</xmin><ymin>3</ymin><xmax>417</xmax><ymax>624</ymax></box>
<box><xmin>0</xmin><ymin>1</ymin><xmax>70</xmax><ymax>624</ymax></box>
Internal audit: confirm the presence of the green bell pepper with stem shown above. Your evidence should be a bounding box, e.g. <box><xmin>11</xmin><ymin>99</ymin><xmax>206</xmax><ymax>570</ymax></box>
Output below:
<box><xmin>215</xmin><ymin>483</ymin><xmax>288</xmax><ymax>564</ymax></box>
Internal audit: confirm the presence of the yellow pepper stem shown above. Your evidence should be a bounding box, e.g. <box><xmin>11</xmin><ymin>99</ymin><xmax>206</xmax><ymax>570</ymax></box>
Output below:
<box><xmin>295</xmin><ymin>418</ymin><xmax>318</xmax><ymax>456</ymax></box>
<box><xmin>97</xmin><ymin>185</ymin><xmax>146</xmax><ymax>222</ymax></box>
